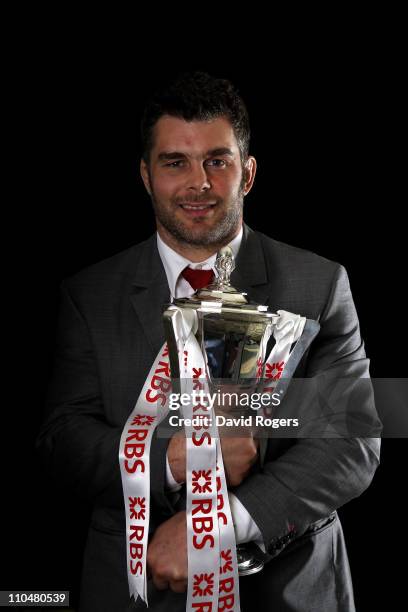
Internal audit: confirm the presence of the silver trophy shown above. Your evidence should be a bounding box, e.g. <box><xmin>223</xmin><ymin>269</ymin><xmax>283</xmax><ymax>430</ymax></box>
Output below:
<box><xmin>162</xmin><ymin>246</ymin><xmax>279</xmax><ymax>576</ymax></box>
<box><xmin>163</xmin><ymin>246</ymin><xmax>320</xmax><ymax>576</ymax></box>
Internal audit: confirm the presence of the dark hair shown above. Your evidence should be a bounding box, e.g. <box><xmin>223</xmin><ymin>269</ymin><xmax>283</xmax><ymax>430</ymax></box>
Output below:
<box><xmin>140</xmin><ymin>71</ymin><xmax>250</xmax><ymax>166</ymax></box>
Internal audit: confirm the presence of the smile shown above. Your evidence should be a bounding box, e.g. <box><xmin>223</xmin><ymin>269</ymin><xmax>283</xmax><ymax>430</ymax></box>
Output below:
<box><xmin>179</xmin><ymin>203</ymin><xmax>216</xmax><ymax>210</ymax></box>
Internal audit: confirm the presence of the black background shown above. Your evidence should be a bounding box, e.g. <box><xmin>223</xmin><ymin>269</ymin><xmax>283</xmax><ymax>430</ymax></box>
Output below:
<box><xmin>5</xmin><ymin>22</ymin><xmax>406</xmax><ymax>611</ymax></box>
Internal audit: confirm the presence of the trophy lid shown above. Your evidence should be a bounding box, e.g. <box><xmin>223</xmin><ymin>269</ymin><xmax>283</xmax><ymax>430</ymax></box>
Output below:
<box><xmin>173</xmin><ymin>246</ymin><xmax>273</xmax><ymax>319</ymax></box>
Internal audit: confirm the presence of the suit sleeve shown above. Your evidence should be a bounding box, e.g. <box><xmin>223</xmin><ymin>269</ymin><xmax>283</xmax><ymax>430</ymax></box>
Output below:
<box><xmin>232</xmin><ymin>264</ymin><xmax>381</xmax><ymax>560</ymax></box>
<box><xmin>36</xmin><ymin>280</ymin><xmax>173</xmax><ymax>515</ymax></box>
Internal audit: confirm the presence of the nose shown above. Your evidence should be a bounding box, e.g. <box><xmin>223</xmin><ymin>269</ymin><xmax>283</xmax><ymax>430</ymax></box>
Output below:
<box><xmin>186</xmin><ymin>162</ymin><xmax>211</xmax><ymax>192</ymax></box>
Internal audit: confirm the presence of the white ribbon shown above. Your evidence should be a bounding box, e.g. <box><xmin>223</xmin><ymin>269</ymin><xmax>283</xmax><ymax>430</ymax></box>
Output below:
<box><xmin>175</xmin><ymin>309</ymin><xmax>241</xmax><ymax>611</ymax></box>
<box><xmin>118</xmin><ymin>343</ymin><xmax>172</xmax><ymax>604</ymax></box>
<box><xmin>260</xmin><ymin>310</ymin><xmax>306</xmax><ymax>404</ymax></box>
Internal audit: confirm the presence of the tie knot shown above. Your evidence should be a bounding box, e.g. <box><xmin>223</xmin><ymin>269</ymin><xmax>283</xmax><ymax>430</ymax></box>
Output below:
<box><xmin>181</xmin><ymin>266</ymin><xmax>214</xmax><ymax>290</ymax></box>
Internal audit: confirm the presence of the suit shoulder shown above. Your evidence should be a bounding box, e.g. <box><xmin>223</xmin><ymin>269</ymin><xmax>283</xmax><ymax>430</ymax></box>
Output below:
<box><xmin>61</xmin><ymin>237</ymin><xmax>152</xmax><ymax>292</ymax></box>
<box><xmin>256</xmin><ymin>230</ymin><xmax>343</xmax><ymax>277</ymax></box>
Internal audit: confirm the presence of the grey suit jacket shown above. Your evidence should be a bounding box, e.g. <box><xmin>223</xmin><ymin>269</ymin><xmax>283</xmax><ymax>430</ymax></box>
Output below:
<box><xmin>37</xmin><ymin>224</ymin><xmax>381</xmax><ymax>611</ymax></box>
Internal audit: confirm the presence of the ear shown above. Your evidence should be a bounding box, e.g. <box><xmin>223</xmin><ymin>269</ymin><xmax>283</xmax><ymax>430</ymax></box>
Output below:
<box><xmin>242</xmin><ymin>156</ymin><xmax>257</xmax><ymax>196</ymax></box>
<box><xmin>140</xmin><ymin>159</ymin><xmax>152</xmax><ymax>195</ymax></box>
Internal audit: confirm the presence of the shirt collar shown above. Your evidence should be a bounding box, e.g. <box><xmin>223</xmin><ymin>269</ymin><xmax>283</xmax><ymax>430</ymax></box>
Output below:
<box><xmin>156</xmin><ymin>227</ymin><xmax>243</xmax><ymax>298</ymax></box>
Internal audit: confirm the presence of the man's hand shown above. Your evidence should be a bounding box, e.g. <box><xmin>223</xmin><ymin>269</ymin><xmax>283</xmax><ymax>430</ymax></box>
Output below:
<box><xmin>147</xmin><ymin>511</ymin><xmax>187</xmax><ymax>593</ymax></box>
<box><xmin>167</xmin><ymin>430</ymin><xmax>259</xmax><ymax>488</ymax></box>
<box><xmin>167</xmin><ymin>430</ymin><xmax>186</xmax><ymax>483</ymax></box>
<box><xmin>220</xmin><ymin>434</ymin><xmax>259</xmax><ymax>487</ymax></box>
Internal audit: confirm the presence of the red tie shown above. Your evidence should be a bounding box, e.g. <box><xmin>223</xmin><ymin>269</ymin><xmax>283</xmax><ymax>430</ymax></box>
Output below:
<box><xmin>181</xmin><ymin>266</ymin><xmax>214</xmax><ymax>290</ymax></box>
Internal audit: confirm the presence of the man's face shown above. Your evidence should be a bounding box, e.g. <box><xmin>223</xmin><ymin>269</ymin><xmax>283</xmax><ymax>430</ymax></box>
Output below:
<box><xmin>140</xmin><ymin>115</ymin><xmax>256</xmax><ymax>247</ymax></box>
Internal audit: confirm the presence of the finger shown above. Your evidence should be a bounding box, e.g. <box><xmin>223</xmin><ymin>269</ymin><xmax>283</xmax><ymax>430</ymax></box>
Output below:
<box><xmin>250</xmin><ymin>451</ymin><xmax>259</xmax><ymax>465</ymax></box>
<box><xmin>152</xmin><ymin>576</ymin><xmax>169</xmax><ymax>591</ymax></box>
<box><xmin>169</xmin><ymin>579</ymin><xmax>188</xmax><ymax>593</ymax></box>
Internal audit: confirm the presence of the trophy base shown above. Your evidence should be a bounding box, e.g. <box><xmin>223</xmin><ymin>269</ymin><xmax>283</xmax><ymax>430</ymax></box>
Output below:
<box><xmin>236</xmin><ymin>545</ymin><xmax>264</xmax><ymax>576</ymax></box>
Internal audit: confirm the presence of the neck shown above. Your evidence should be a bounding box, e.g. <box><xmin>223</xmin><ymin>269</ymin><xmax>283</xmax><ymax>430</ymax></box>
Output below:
<box><xmin>156</xmin><ymin>222</ymin><xmax>242</xmax><ymax>263</ymax></box>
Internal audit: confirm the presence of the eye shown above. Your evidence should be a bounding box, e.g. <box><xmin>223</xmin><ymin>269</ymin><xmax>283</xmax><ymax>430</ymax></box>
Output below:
<box><xmin>165</xmin><ymin>160</ymin><xmax>185</xmax><ymax>167</ymax></box>
<box><xmin>206</xmin><ymin>159</ymin><xmax>227</xmax><ymax>167</ymax></box>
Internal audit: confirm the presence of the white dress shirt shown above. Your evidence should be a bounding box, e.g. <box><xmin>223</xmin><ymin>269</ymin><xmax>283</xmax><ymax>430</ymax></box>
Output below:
<box><xmin>156</xmin><ymin>228</ymin><xmax>265</xmax><ymax>550</ymax></box>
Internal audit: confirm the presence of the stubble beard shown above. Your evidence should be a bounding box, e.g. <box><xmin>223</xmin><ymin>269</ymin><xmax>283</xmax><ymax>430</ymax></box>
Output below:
<box><xmin>150</xmin><ymin>183</ymin><xmax>246</xmax><ymax>248</ymax></box>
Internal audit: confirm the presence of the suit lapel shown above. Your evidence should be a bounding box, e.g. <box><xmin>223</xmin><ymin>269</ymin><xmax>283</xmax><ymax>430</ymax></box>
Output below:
<box><xmin>232</xmin><ymin>223</ymin><xmax>272</xmax><ymax>306</ymax></box>
<box><xmin>129</xmin><ymin>235</ymin><xmax>170</xmax><ymax>358</ymax></box>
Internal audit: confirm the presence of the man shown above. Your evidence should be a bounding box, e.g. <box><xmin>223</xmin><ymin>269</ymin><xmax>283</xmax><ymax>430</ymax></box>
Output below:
<box><xmin>37</xmin><ymin>71</ymin><xmax>381</xmax><ymax>611</ymax></box>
